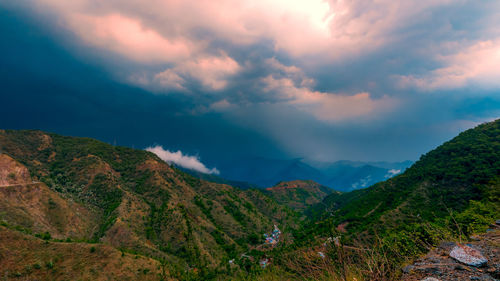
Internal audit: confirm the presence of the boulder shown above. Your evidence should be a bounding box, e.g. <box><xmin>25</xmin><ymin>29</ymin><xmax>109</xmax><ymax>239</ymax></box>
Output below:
<box><xmin>449</xmin><ymin>245</ymin><xmax>487</xmax><ymax>267</ymax></box>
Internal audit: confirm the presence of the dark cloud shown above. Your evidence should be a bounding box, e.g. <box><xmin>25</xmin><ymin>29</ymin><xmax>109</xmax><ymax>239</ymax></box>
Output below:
<box><xmin>0</xmin><ymin>0</ymin><xmax>499</xmax><ymax>171</ymax></box>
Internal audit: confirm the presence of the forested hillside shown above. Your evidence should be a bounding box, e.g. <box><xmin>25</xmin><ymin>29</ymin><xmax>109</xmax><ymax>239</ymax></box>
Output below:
<box><xmin>264</xmin><ymin>180</ymin><xmax>335</xmax><ymax>212</ymax></box>
<box><xmin>284</xmin><ymin>119</ymin><xmax>500</xmax><ymax>279</ymax></box>
<box><xmin>0</xmin><ymin>119</ymin><xmax>498</xmax><ymax>280</ymax></box>
<box><xmin>0</xmin><ymin>130</ymin><xmax>298</xmax><ymax>280</ymax></box>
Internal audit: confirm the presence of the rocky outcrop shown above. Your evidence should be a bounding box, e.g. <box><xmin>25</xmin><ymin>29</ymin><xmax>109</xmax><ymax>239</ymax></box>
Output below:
<box><xmin>450</xmin><ymin>244</ymin><xmax>488</xmax><ymax>267</ymax></box>
<box><xmin>401</xmin><ymin>229</ymin><xmax>500</xmax><ymax>281</ymax></box>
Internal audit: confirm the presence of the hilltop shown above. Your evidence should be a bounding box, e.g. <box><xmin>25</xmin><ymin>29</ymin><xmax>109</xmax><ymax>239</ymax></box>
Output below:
<box><xmin>0</xmin><ymin>129</ymin><xmax>298</xmax><ymax>280</ymax></box>
<box><xmin>264</xmin><ymin>180</ymin><xmax>335</xmax><ymax>212</ymax></box>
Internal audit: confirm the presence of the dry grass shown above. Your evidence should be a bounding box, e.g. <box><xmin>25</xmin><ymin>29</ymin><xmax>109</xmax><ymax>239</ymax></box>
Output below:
<box><xmin>0</xmin><ymin>226</ymin><xmax>168</xmax><ymax>281</ymax></box>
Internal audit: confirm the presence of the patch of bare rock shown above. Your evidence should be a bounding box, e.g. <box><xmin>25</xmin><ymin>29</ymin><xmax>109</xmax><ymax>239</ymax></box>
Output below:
<box><xmin>401</xmin><ymin>224</ymin><xmax>499</xmax><ymax>281</ymax></box>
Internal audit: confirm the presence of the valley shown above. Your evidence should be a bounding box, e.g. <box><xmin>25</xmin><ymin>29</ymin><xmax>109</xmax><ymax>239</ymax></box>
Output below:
<box><xmin>0</xmin><ymin>119</ymin><xmax>499</xmax><ymax>280</ymax></box>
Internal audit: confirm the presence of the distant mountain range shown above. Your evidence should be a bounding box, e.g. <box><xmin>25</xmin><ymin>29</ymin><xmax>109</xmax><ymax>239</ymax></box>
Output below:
<box><xmin>210</xmin><ymin>157</ymin><xmax>413</xmax><ymax>191</ymax></box>
<box><xmin>0</xmin><ymin>120</ymin><xmax>498</xmax><ymax>280</ymax></box>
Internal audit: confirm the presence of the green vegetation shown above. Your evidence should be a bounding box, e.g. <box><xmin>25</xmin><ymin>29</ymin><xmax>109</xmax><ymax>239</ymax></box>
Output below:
<box><xmin>0</xmin><ymin>119</ymin><xmax>498</xmax><ymax>280</ymax></box>
<box><xmin>265</xmin><ymin>180</ymin><xmax>334</xmax><ymax>212</ymax></box>
<box><xmin>288</xmin><ymin>119</ymin><xmax>500</xmax><ymax>279</ymax></box>
<box><xmin>0</xmin><ymin>129</ymin><xmax>299</xmax><ymax>280</ymax></box>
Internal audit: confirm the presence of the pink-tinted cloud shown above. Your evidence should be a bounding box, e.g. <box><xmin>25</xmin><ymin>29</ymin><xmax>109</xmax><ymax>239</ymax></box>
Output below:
<box><xmin>68</xmin><ymin>13</ymin><xmax>192</xmax><ymax>64</ymax></box>
<box><xmin>18</xmin><ymin>0</ymin><xmax>498</xmax><ymax>105</ymax></box>
<box><xmin>29</xmin><ymin>0</ymin><xmax>438</xmax><ymax>62</ymax></box>
<box><xmin>397</xmin><ymin>39</ymin><xmax>500</xmax><ymax>91</ymax></box>
<box><xmin>154</xmin><ymin>53</ymin><xmax>240</xmax><ymax>91</ymax></box>
<box><xmin>261</xmin><ymin>75</ymin><xmax>396</xmax><ymax>122</ymax></box>
<box><xmin>257</xmin><ymin>59</ymin><xmax>397</xmax><ymax>122</ymax></box>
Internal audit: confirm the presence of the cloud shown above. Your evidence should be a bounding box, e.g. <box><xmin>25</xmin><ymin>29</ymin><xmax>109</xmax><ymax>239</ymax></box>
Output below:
<box><xmin>397</xmin><ymin>40</ymin><xmax>500</xmax><ymax>91</ymax></box>
<box><xmin>385</xmin><ymin>169</ymin><xmax>401</xmax><ymax>178</ymax></box>
<box><xmin>153</xmin><ymin>69</ymin><xmax>187</xmax><ymax>91</ymax></box>
<box><xmin>21</xmin><ymin>0</ymin><xmax>390</xmax><ymax>62</ymax></box>
<box><xmin>263</xmin><ymin>75</ymin><xmax>396</xmax><ymax>122</ymax></box>
<box><xmin>259</xmin><ymin>59</ymin><xmax>397</xmax><ymax>122</ymax></box>
<box><xmin>2</xmin><ymin>0</ymin><xmax>500</xmax><ymax>167</ymax></box>
<box><xmin>68</xmin><ymin>13</ymin><xmax>192</xmax><ymax>64</ymax></box>
<box><xmin>210</xmin><ymin>99</ymin><xmax>234</xmax><ymax>111</ymax></box>
<box><xmin>154</xmin><ymin>53</ymin><xmax>240</xmax><ymax>92</ymax></box>
<box><xmin>14</xmin><ymin>0</ymin><xmax>500</xmax><ymax>96</ymax></box>
<box><xmin>145</xmin><ymin>145</ymin><xmax>219</xmax><ymax>175</ymax></box>
<box><xmin>351</xmin><ymin>175</ymin><xmax>372</xmax><ymax>189</ymax></box>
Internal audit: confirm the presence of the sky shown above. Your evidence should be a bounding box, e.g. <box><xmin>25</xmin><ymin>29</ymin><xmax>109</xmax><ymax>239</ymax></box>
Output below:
<box><xmin>0</xmin><ymin>0</ymin><xmax>499</xmax><ymax>173</ymax></box>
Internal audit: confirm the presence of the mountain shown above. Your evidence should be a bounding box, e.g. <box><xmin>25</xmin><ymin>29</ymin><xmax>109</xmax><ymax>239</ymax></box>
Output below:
<box><xmin>217</xmin><ymin>157</ymin><xmax>324</xmax><ymax>188</ymax></box>
<box><xmin>298</xmin><ymin>119</ymin><xmax>500</xmax><ymax>278</ymax></box>
<box><xmin>178</xmin><ymin>166</ymin><xmax>259</xmax><ymax>190</ymax></box>
<box><xmin>0</xmin><ymin>226</ymin><xmax>163</xmax><ymax>280</ymax></box>
<box><xmin>264</xmin><ymin>180</ymin><xmax>336</xmax><ymax>212</ymax></box>
<box><xmin>0</xmin><ymin>130</ymin><xmax>298</xmax><ymax>280</ymax></box>
<box><xmin>320</xmin><ymin>163</ymin><xmax>391</xmax><ymax>190</ymax></box>
<box><xmin>217</xmin><ymin>157</ymin><xmax>412</xmax><ymax>191</ymax></box>
<box><xmin>1</xmin><ymin>119</ymin><xmax>498</xmax><ymax>281</ymax></box>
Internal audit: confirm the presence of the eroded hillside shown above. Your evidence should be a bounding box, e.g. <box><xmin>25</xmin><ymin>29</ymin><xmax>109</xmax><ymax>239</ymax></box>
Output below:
<box><xmin>0</xmin><ymin>130</ymin><xmax>298</xmax><ymax>280</ymax></box>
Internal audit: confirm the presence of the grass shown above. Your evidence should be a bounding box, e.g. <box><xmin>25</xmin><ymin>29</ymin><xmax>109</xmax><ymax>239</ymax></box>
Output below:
<box><xmin>0</xmin><ymin>226</ymin><xmax>162</xmax><ymax>281</ymax></box>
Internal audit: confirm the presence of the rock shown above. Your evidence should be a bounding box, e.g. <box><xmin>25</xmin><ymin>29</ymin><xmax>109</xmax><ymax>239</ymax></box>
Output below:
<box><xmin>423</xmin><ymin>267</ymin><xmax>442</xmax><ymax>275</ymax></box>
<box><xmin>427</xmin><ymin>257</ymin><xmax>441</xmax><ymax>263</ymax></box>
<box><xmin>402</xmin><ymin>265</ymin><xmax>415</xmax><ymax>274</ymax></box>
<box><xmin>450</xmin><ymin>245</ymin><xmax>488</xmax><ymax>267</ymax></box>
<box><xmin>470</xmin><ymin>235</ymin><xmax>481</xmax><ymax>241</ymax></box>
<box><xmin>455</xmin><ymin>264</ymin><xmax>473</xmax><ymax>271</ymax></box>
<box><xmin>470</xmin><ymin>274</ymin><xmax>496</xmax><ymax>281</ymax></box>
<box><xmin>438</xmin><ymin>241</ymin><xmax>456</xmax><ymax>251</ymax></box>
<box><xmin>421</xmin><ymin>277</ymin><xmax>440</xmax><ymax>281</ymax></box>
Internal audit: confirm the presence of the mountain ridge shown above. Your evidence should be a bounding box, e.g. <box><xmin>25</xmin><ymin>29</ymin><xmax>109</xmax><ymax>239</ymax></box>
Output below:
<box><xmin>0</xmin><ymin>119</ymin><xmax>498</xmax><ymax>280</ymax></box>
<box><xmin>216</xmin><ymin>156</ymin><xmax>412</xmax><ymax>191</ymax></box>
<box><xmin>264</xmin><ymin>180</ymin><xmax>336</xmax><ymax>212</ymax></box>
<box><xmin>0</xmin><ymin>129</ymin><xmax>299</xmax><ymax>279</ymax></box>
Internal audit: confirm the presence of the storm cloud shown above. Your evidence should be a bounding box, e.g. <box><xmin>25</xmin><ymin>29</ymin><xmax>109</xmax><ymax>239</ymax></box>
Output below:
<box><xmin>0</xmin><ymin>0</ymin><xmax>499</xmax><ymax>166</ymax></box>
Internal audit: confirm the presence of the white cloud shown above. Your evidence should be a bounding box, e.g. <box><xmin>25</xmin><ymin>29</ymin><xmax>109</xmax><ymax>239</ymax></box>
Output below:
<box><xmin>145</xmin><ymin>145</ymin><xmax>219</xmax><ymax>175</ymax></box>
<box><xmin>351</xmin><ymin>175</ymin><xmax>372</xmax><ymax>189</ymax></box>
<box><xmin>385</xmin><ymin>169</ymin><xmax>401</xmax><ymax>178</ymax></box>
